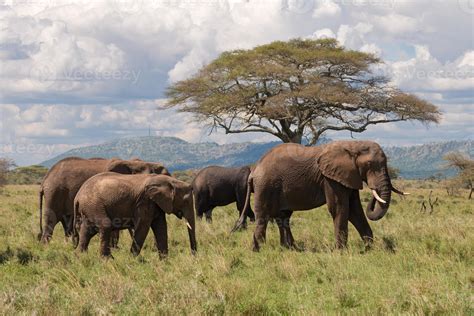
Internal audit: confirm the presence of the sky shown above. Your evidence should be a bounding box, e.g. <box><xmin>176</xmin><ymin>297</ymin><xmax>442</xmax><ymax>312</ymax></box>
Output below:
<box><xmin>0</xmin><ymin>0</ymin><xmax>473</xmax><ymax>165</ymax></box>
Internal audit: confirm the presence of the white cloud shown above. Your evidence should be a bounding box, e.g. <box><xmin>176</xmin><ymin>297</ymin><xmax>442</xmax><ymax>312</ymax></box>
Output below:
<box><xmin>390</xmin><ymin>45</ymin><xmax>474</xmax><ymax>93</ymax></box>
<box><xmin>371</xmin><ymin>13</ymin><xmax>419</xmax><ymax>34</ymax></box>
<box><xmin>360</xmin><ymin>43</ymin><xmax>382</xmax><ymax>56</ymax></box>
<box><xmin>168</xmin><ymin>47</ymin><xmax>210</xmax><ymax>83</ymax></box>
<box><xmin>0</xmin><ymin>0</ymin><xmax>473</xmax><ymax>165</ymax></box>
<box><xmin>336</xmin><ymin>23</ymin><xmax>373</xmax><ymax>49</ymax></box>
<box><xmin>312</xmin><ymin>0</ymin><xmax>341</xmax><ymax>18</ymax></box>
<box><xmin>312</xmin><ymin>28</ymin><xmax>336</xmax><ymax>39</ymax></box>
<box><xmin>458</xmin><ymin>51</ymin><xmax>474</xmax><ymax>67</ymax></box>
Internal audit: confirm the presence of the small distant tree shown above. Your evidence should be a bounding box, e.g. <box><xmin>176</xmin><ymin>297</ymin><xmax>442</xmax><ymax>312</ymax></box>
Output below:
<box><xmin>0</xmin><ymin>158</ymin><xmax>15</xmax><ymax>189</ymax></box>
<box><xmin>7</xmin><ymin>165</ymin><xmax>48</xmax><ymax>185</ymax></box>
<box><xmin>444</xmin><ymin>152</ymin><xmax>474</xmax><ymax>199</ymax></box>
<box><xmin>166</xmin><ymin>38</ymin><xmax>440</xmax><ymax>145</ymax></box>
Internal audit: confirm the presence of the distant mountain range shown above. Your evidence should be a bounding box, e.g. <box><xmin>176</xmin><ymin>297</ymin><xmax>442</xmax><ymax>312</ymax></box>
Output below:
<box><xmin>40</xmin><ymin>136</ymin><xmax>279</xmax><ymax>171</ymax></box>
<box><xmin>383</xmin><ymin>140</ymin><xmax>473</xmax><ymax>178</ymax></box>
<box><xmin>39</xmin><ymin>136</ymin><xmax>473</xmax><ymax>179</ymax></box>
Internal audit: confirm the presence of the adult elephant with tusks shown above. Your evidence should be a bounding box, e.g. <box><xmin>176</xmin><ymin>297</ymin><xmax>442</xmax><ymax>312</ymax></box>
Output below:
<box><xmin>232</xmin><ymin>140</ymin><xmax>409</xmax><ymax>251</ymax></box>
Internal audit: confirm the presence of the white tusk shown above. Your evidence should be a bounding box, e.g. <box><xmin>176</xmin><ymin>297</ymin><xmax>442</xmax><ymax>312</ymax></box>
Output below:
<box><xmin>391</xmin><ymin>186</ymin><xmax>410</xmax><ymax>196</ymax></box>
<box><xmin>185</xmin><ymin>220</ymin><xmax>192</xmax><ymax>230</ymax></box>
<box><xmin>371</xmin><ymin>190</ymin><xmax>387</xmax><ymax>204</ymax></box>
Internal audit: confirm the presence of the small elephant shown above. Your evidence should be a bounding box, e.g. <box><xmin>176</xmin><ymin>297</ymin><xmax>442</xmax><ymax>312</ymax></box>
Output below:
<box><xmin>39</xmin><ymin>157</ymin><xmax>170</xmax><ymax>244</ymax></box>
<box><xmin>192</xmin><ymin>166</ymin><xmax>255</xmax><ymax>228</ymax></box>
<box><xmin>74</xmin><ymin>173</ymin><xmax>196</xmax><ymax>257</ymax></box>
<box><xmin>233</xmin><ymin>140</ymin><xmax>408</xmax><ymax>251</ymax></box>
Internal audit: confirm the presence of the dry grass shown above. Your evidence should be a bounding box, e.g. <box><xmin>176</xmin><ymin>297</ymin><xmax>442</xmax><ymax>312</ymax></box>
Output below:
<box><xmin>0</xmin><ymin>182</ymin><xmax>472</xmax><ymax>314</ymax></box>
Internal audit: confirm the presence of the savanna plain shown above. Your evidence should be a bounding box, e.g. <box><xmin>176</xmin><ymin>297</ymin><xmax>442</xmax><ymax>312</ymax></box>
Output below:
<box><xmin>0</xmin><ymin>181</ymin><xmax>472</xmax><ymax>314</ymax></box>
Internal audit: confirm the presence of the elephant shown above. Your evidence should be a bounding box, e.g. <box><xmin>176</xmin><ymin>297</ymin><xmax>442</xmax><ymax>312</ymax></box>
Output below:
<box><xmin>38</xmin><ymin>157</ymin><xmax>170</xmax><ymax>244</ymax></box>
<box><xmin>192</xmin><ymin>166</ymin><xmax>255</xmax><ymax>228</ymax></box>
<box><xmin>232</xmin><ymin>140</ymin><xmax>408</xmax><ymax>251</ymax></box>
<box><xmin>74</xmin><ymin>173</ymin><xmax>196</xmax><ymax>257</ymax></box>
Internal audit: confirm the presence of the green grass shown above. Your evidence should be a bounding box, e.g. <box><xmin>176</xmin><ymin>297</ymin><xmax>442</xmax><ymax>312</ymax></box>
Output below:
<box><xmin>0</xmin><ymin>183</ymin><xmax>472</xmax><ymax>314</ymax></box>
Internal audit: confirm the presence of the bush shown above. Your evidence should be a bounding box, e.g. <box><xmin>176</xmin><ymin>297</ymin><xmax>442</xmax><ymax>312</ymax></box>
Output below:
<box><xmin>0</xmin><ymin>158</ymin><xmax>15</xmax><ymax>189</ymax></box>
<box><xmin>7</xmin><ymin>165</ymin><xmax>48</xmax><ymax>185</ymax></box>
<box><xmin>172</xmin><ymin>169</ymin><xmax>198</xmax><ymax>183</ymax></box>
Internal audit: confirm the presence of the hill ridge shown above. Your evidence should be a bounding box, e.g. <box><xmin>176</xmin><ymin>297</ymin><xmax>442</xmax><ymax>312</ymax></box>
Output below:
<box><xmin>40</xmin><ymin>136</ymin><xmax>473</xmax><ymax>179</ymax></box>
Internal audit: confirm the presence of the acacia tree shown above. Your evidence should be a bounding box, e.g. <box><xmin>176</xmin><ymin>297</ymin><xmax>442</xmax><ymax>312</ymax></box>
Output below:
<box><xmin>444</xmin><ymin>152</ymin><xmax>474</xmax><ymax>199</ymax></box>
<box><xmin>166</xmin><ymin>38</ymin><xmax>440</xmax><ymax>144</ymax></box>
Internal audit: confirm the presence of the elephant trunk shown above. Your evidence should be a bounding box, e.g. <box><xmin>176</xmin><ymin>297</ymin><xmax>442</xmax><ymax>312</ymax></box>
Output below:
<box><xmin>184</xmin><ymin>208</ymin><xmax>197</xmax><ymax>254</ymax></box>
<box><xmin>366</xmin><ymin>171</ymin><xmax>392</xmax><ymax>221</ymax></box>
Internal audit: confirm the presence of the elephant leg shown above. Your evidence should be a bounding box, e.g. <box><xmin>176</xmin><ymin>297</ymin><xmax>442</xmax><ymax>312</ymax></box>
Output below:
<box><xmin>276</xmin><ymin>216</ymin><xmax>288</xmax><ymax>247</ymax></box>
<box><xmin>283</xmin><ymin>211</ymin><xmax>297</xmax><ymax>249</ymax></box>
<box><xmin>205</xmin><ymin>209</ymin><xmax>213</xmax><ymax>223</ymax></box>
<box><xmin>41</xmin><ymin>210</ymin><xmax>58</xmax><ymax>243</ymax></box>
<box><xmin>349</xmin><ymin>190</ymin><xmax>373</xmax><ymax>249</ymax></box>
<box><xmin>130</xmin><ymin>222</ymin><xmax>151</xmax><ymax>256</ymax></box>
<box><xmin>253</xmin><ymin>214</ymin><xmax>269</xmax><ymax>252</ymax></box>
<box><xmin>194</xmin><ymin>193</ymin><xmax>208</xmax><ymax>220</ymax></box>
<box><xmin>246</xmin><ymin>205</ymin><xmax>256</xmax><ymax>222</ymax></box>
<box><xmin>325</xmin><ymin>180</ymin><xmax>350</xmax><ymax>249</ymax></box>
<box><xmin>72</xmin><ymin>216</ymin><xmax>80</xmax><ymax>249</ymax></box>
<box><xmin>151</xmin><ymin>210</ymin><xmax>168</xmax><ymax>258</ymax></box>
<box><xmin>60</xmin><ymin>215</ymin><xmax>73</xmax><ymax>238</ymax></box>
<box><xmin>276</xmin><ymin>210</ymin><xmax>297</xmax><ymax>249</ymax></box>
<box><xmin>60</xmin><ymin>219</ymin><xmax>68</xmax><ymax>239</ymax></box>
<box><xmin>99</xmin><ymin>225</ymin><xmax>113</xmax><ymax>258</ymax></box>
<box><xmin>78</xmin><ymin>220</ymin><xmax>97</xmax><ymax>252</ymax></box>
<box><xmin>110</xmin><ymin>230</ymin><xmax>120</xmax><ymax>249</ymax></box>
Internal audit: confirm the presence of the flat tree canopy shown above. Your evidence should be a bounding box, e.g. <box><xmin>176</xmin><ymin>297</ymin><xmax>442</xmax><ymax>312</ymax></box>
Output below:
<box><xmin>444</xmin><ymin>152</ymin><xmax>474</xmax><ymax>199</ymax></box>
<box><xmin>166</xmin><ymin>38</ymin><xmax>440</xmax><ymax>144</ymax></box>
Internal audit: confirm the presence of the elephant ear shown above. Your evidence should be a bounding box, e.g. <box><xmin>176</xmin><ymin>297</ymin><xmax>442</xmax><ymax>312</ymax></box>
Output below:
<box><xmin>317</xmin><ymin>143</ymin><xmax>363</xmax><ymax>190</ymax></box>
<box><xmin>106</xmin><ymin>160</ymin><xmax>132</xmax><ymax>174</ymax></box>
<box><xmin>149</xmin><ymin>163</ymin><xmax>170</xmax><ymax>176</ymax></box>
<box><xmin>146</xmin><ymin>183</ymin><xmax>174</xmax><ymax>214</ymax></box>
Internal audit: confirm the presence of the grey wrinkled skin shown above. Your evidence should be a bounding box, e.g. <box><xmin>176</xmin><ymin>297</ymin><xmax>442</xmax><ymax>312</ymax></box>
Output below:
<box><xmin>192</xmin><ymin>166</ymin><xmax>255</xmax><ymax>230</ymax></box>
<box><xmin>38</xmin><ymin>157</ymin><xmax>170</xmax><ymax>244</ymax></box>
<box><xmin>233</xmin><ymin>140</ymin><xmax>395</xmax><ymax>251</ymax></box>
<box><xmin>74</xmin><ymin>173</ymin><xmax>196</xmax><ymax>257</ymax></box>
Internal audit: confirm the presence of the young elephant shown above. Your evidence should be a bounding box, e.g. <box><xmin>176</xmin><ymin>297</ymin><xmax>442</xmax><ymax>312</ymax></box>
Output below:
<box><xmin>39</xmin><ymin>157</ymin><xmax>170</xmax><ymax>244</ymax></box>
<box><xmin>192</xmin><ymin>166</ymin><xmax>255</xmax><ymax>229</ymax></box>
<box><xmin>74</xmin><ymin>173</ymin><xmax>196</xmax><ymax>257</ymax></box>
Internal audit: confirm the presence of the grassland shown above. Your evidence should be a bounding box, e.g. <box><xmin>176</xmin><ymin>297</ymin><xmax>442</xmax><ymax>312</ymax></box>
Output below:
<box><xmin>0</xmin><ymin>182</ymin><xmax>472</xmax><ymax>314</ymax></box>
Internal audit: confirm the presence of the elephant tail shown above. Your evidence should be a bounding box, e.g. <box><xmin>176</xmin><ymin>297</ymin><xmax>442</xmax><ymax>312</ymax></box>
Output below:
<box><xmin>38</xmin><ymin>189</ymin><xmax>44</xmax><ymax>240</ymax></box>
<box><xmin>231</xmin><ymin>176</ymin><xmax>253</xmax><ymax>233</ymax></box>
